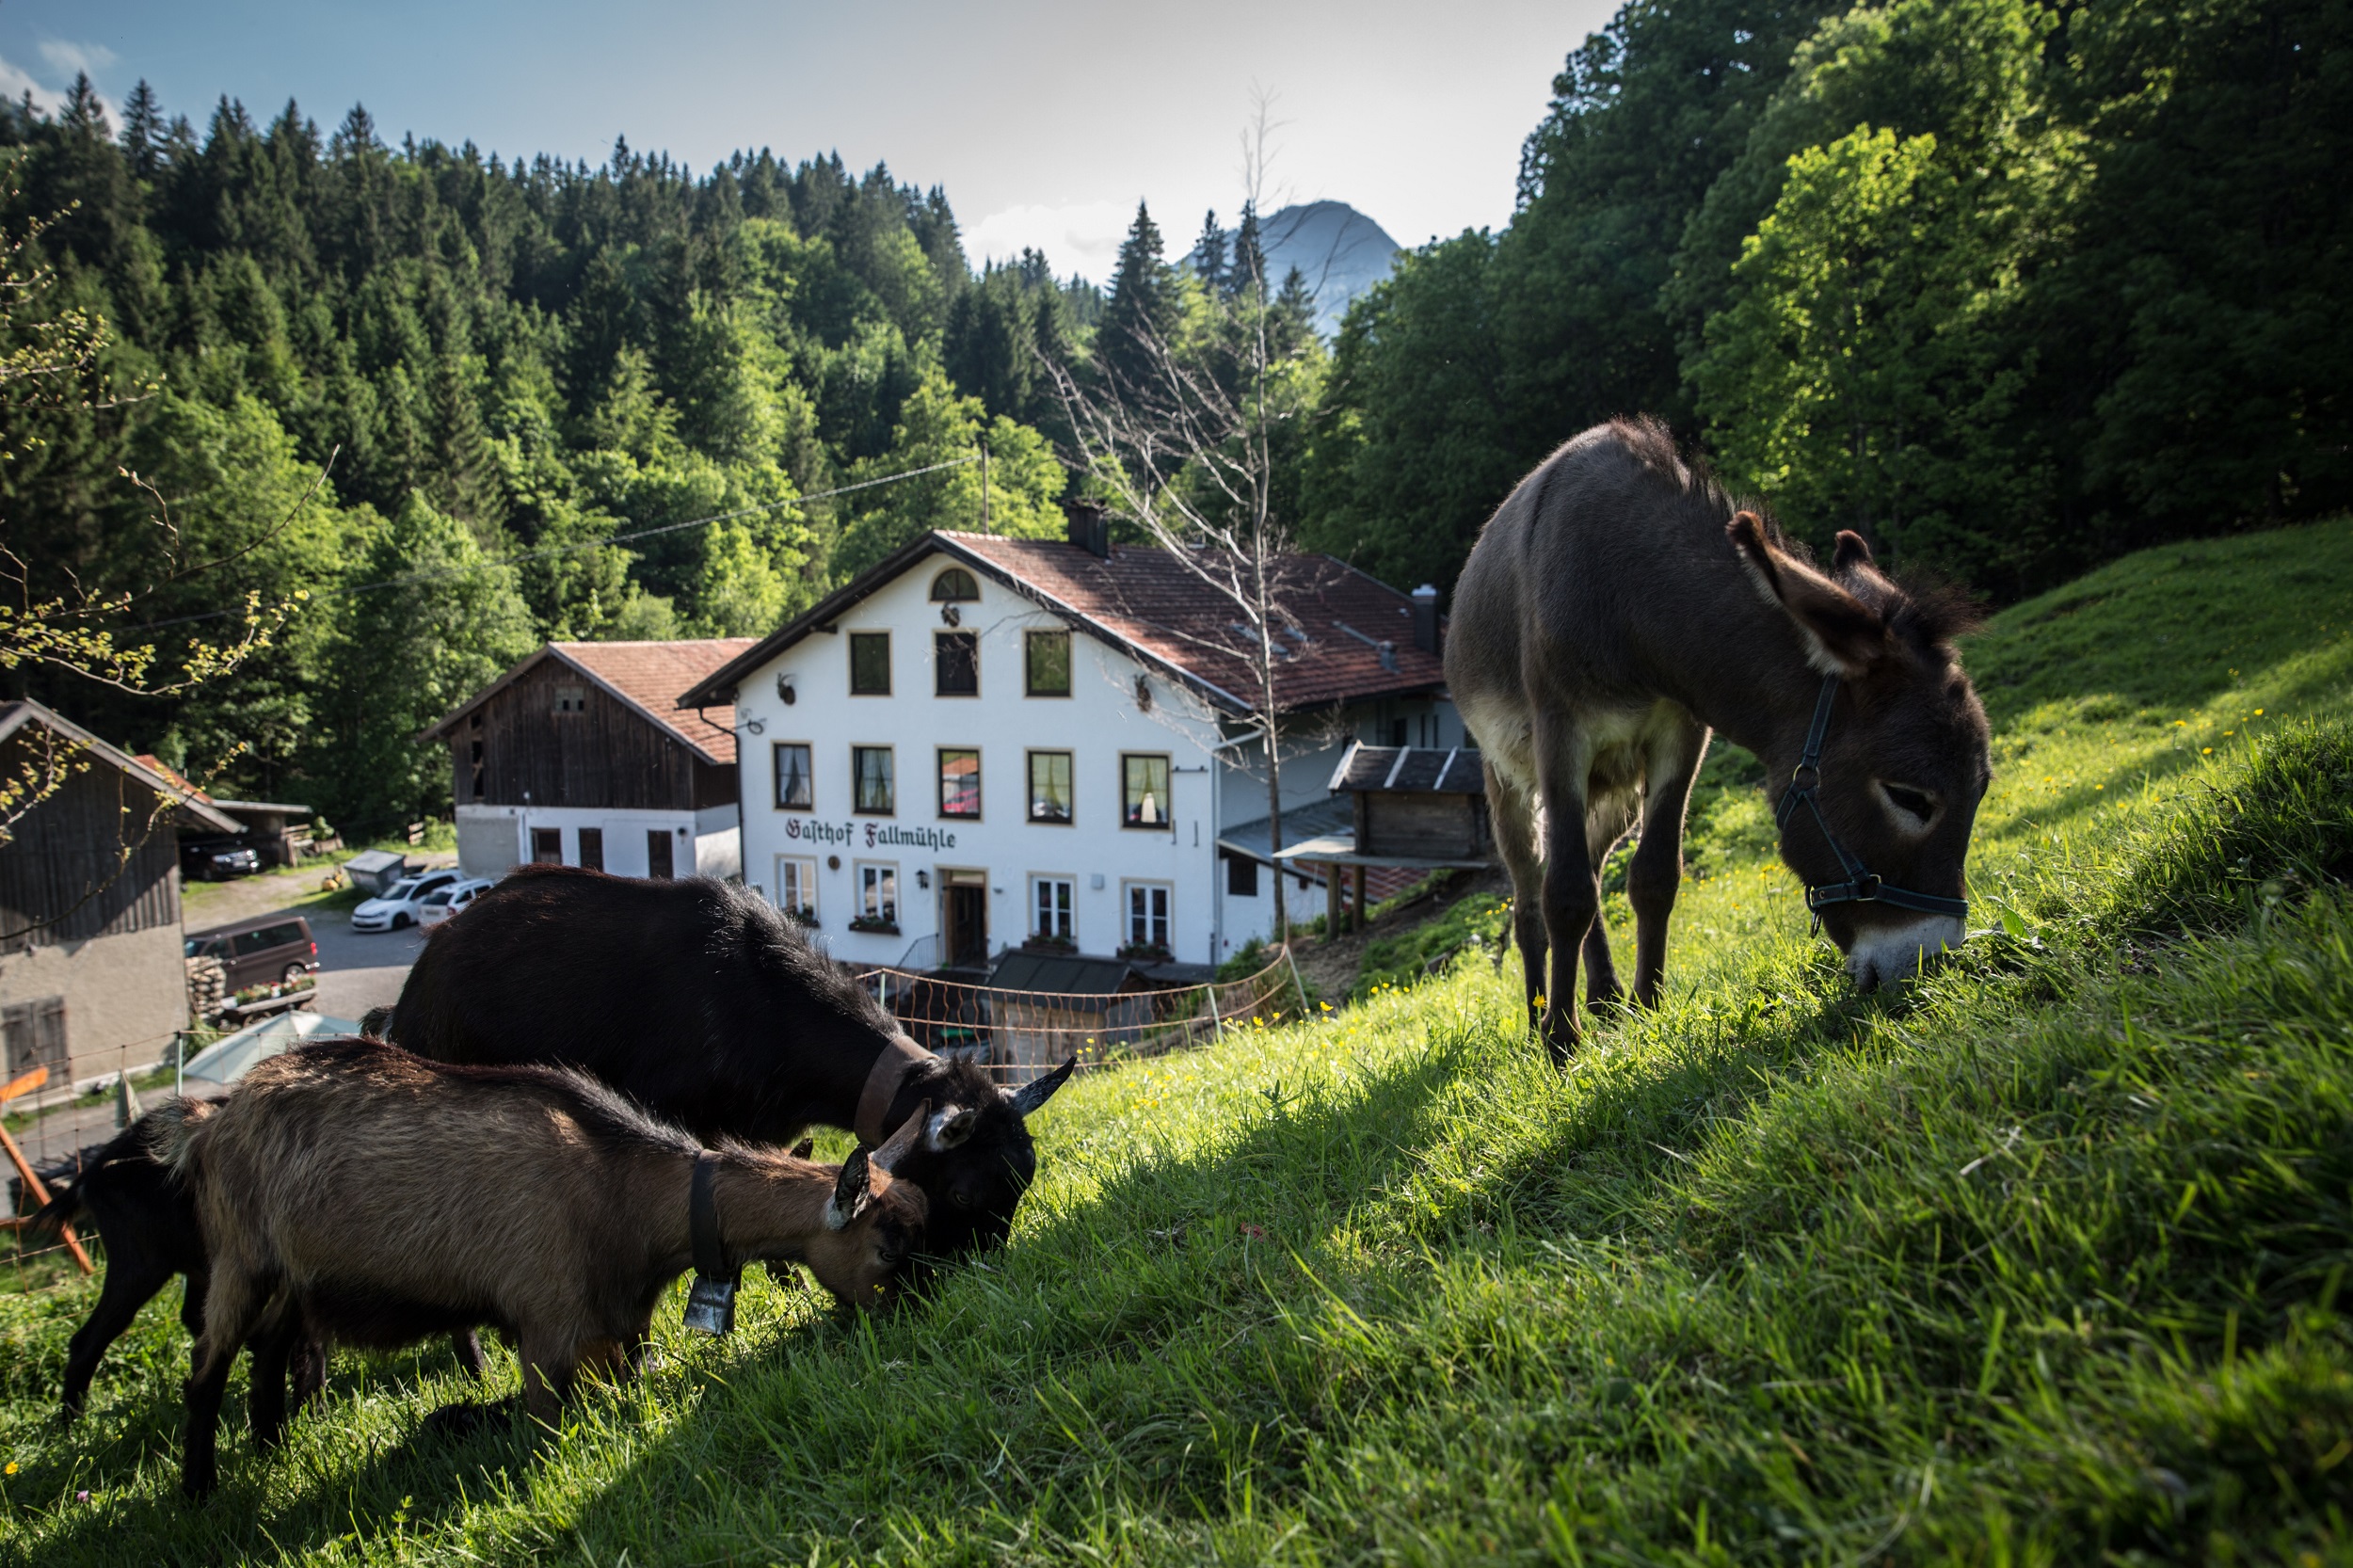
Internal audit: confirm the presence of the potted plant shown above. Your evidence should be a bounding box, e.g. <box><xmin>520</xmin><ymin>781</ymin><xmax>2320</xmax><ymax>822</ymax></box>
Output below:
<box><xmin>1115</xmin><ymin>939</ymin><xmax>1173</xmax><ymax>963</ymax></box>
<box><xmin>846</xmin><ymin>915</ymin><xmax>900</xmax><ymax>936</ymax></box>
<box><xmin>1023</xmin><ymin>931</ymin><xmax>1077</xmax><ymax>953</ymax></box>
<box><xmin>787</xmin><ymin>905</ymin><xmax>819</xmax><ymax>929</ymax></box>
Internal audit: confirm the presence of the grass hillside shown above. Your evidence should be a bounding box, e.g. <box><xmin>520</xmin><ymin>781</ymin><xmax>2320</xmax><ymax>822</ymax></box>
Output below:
<box><xmin>3</xmin><ymin>520</ymin><xmax>2350</xmax><ymax>1565</ymax></box>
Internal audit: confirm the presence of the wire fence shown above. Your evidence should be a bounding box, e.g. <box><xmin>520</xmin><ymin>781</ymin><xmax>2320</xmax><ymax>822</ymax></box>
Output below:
<box><xmin>3</xmin><ymin>1026</ymin><xmax>193</xmax><ymax>1292</ymax></box>
<box><xmin>857</xmin><ymin>943</ymin><xmax>1306</xmax><ymax>1086</ymax></box>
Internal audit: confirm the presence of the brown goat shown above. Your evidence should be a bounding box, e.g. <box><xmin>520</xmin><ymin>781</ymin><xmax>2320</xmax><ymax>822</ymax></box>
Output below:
<box><xmin>164</xmin><ymin>1038</ymin><xmax>928</xmax><ymax>1498</ymax></box>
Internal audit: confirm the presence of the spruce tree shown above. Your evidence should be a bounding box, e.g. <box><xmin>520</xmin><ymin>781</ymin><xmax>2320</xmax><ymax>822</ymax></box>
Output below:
<box><xmin>1098</xmin><ymin>200</ymin><xmax>1176</xmax><ymax>397</ymax></box>
<box><xmin>120</xmin><ymin>80</ymin><xmax>165</xmax><ymax>175</ymax></box>
<box><xmin>1229</xmin><ymin>200</ymin><xmax>1266</xmax><ymax>297</ymax></box>
<box><xmin>1193</xmin><ymin>208</ymin><xmax>1225</xmax><ymax>291</ymax></box>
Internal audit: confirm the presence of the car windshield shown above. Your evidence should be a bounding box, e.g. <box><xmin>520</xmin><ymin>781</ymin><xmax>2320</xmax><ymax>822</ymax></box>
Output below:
<box><xmin>383</xmin><ymin>880</ymin><xmax>420</xmax><ymax>900</ymax></box>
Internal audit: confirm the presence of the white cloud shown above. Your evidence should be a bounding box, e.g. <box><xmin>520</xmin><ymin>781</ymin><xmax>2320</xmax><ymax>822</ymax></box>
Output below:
<box><xmin>964</xmin><ymin>200</ymin><xmax>1140</xmax><ymax>285</ymax></box>
<box><xmin>0</xmin><ymin>52</ymin><xmax>69</xmax><ymax>117</ymax></box>
<box><xmin>38</xmin><ymin>40</ymin><xmax>119</xmax><ymax>79</ymax></box>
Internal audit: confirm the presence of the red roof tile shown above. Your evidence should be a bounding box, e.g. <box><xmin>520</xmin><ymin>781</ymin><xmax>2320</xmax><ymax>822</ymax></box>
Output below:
<box><xmin>939</xmin><ymin>534</ymin><xmax>1445</xmax><ymax>712</ymax></box>
<box><xmin>552</xmin><ymin>640</ymin><xmax>757</xmax><ymax>765</ymax></box>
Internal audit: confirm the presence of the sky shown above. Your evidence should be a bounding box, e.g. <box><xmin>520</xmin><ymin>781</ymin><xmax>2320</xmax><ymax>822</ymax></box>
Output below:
<box><xmin>0</xmin><ymin>0</ymin><xmax>1618</xmax><ymax>281</ymax></box>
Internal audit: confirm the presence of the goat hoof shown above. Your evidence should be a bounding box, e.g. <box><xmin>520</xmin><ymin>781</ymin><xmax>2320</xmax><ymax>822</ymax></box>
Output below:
<box><xmin>423</xmin><ymin>1397</ymin><xmax>517</xmax><ymax>1441</ymax></box>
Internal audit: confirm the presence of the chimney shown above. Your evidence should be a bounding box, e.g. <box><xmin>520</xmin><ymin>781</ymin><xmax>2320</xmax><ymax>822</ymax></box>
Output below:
<box><xmin>1064</xmin><ymin>500</ymin><xmax>1110</xmax><ymax>559</ymax></box>
<box><xmin>1377</xmin><ymin>640</ymin><xmax>1398</xmax><ymax>674</ymax></box>
<box><xmin>1410</xmin><ymin>584</ymin><xmax>1440</xmax><ymax>655</ymax></box>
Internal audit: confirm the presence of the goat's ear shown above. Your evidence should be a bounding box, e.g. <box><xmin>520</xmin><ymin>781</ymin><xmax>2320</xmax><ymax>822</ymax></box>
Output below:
<box><xmin>874</xmin><ymin>1099</ymin><xmax>928</xmax><ymax>1175</ymax></box>
<box><xmin>925</xmin><ymin>1103</ymin><xmax>978</xmax><ymax>1152</ymax></box>
<box><xmin>825</xmin><ymin>1148</ymin><xmax>873</xmax><ymax>1231</ymax></box>
<box><xmin>1007</xmin><ymin>1057</ymin><xmax>1077</xmax><ymax>1117</ymax></box>
<box><xmin>789</xmin><ymin>1137</ymin><xmax>814</xmax><ymax>1160</ymax></box>
<box><xmin>1727</xmin><ymin>511</ymin><xmax>1889</xmax><ymax>678</ymax></box>
<box><xmin>1831</xmin><ymin>529</ymin><xmax>1876</xmax><ymax>576</ymax></box>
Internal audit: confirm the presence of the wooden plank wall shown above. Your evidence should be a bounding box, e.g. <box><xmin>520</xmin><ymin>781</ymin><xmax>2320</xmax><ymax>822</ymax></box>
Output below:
<box><xmin>1364</xmin><ymin>792</ymin><xmax>1490</xmax><ymax>859</ymax></box>
<box><xmin>456</xmin><ymin>660</ymin><xmax>732</xmax><ymax>812</ymax></box>
<box><xmin>0</xmin><ymin>743</ymin><xmax>180</xmax><ymax>952</ymax></box>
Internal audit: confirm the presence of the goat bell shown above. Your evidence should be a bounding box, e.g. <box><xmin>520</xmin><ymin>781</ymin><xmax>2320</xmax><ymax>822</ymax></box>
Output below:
<box><xmin>683</xmin><ymin>1271</ymin><xmax>740</xmax><ymax>1336</ymax></box>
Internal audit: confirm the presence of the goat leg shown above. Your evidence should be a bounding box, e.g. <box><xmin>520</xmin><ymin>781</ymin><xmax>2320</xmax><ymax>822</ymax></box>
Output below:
<box><xmin>246</xmin><ymin>1315</ymin><xmax>301</xmax><ymax>1451</ymax></box>
<box><xmin>56</xmin><ymin>1255</ymin><xmax>177</xmax><ymax>1425</ymax></box>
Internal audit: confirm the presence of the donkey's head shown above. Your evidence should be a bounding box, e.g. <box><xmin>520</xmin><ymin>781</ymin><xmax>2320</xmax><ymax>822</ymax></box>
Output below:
<box><xmin>1730</xmin><ymin>515</ymin><xmax>1991</xmax><ymax>989</ymax></box>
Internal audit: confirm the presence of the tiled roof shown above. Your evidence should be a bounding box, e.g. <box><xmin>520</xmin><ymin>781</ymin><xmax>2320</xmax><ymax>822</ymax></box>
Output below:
<box><xmin>680</xmin><ymin>532</ymin><xmax>1447</xmax><ymax>715</ymax></box>
<box><xmin>552</xmin><ymin>640</ymin><xmax>756</xmax><ymax>765</ymax></box>
<box><xmin>942</xmin><ymin>534</ymin><xmax>1445</xmax><ymax>712</ymax></box>
<box><xmin>421</xmin><ymin>640</ymin><xmax>756</xmax><ymax>765</ymax></box>
<box><xmin>1327</xmin><ymin>744</ymin><xmax>1486</xmax><ymax>794</ymax></box>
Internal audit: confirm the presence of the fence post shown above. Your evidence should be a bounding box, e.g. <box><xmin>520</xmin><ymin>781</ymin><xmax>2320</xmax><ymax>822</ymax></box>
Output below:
<box><xmin>1283</xmin><ymin>942</ymin><xmax>1310</xmax><ymax>1016</ymax></box>
<box><xmin>1205</xmin><ymin>976</ymin><xmax>1224</xmax><ymax>1039</ymax></box>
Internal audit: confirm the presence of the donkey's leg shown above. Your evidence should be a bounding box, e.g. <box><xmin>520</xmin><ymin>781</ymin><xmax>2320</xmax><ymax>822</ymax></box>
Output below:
<box><xmin>1579</xmin><ymin>792</ymin><xmax>1640</xmax><ymax>1010</ymax></box>
<box><xmin>1533</xmin><ymin>721</ymin><xmax>1600</xmax><ymax>1065</ymax></box>
<box><xmin>1485</xmin><ymin>761</ymin><xmax>1548</xmax><ymax>1036</ymax></box>
<box><xmin>1628</xmin><ymin>717</ymin><xmax>1711</xmax><ymax>1006</ymax></box>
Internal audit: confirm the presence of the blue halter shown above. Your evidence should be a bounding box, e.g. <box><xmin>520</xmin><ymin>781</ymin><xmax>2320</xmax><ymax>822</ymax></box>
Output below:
<box><xmin>1774</xmin><ymin>675</ymin><xmax>1970</xmax><ymax>921</ymax></box>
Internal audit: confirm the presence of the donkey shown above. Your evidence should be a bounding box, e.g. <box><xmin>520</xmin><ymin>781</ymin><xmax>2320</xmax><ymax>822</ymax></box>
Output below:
<box><xmin>1447</xmin><ymin>418</ymin><xmax>1991</xmax><ymax>1060</ymax></box>
<box><xmin>384</xmin><ymin>867</ymin><xmax>1071</xmax><ymax>1270</ymax></box>
<box><xmin>166</xmin><ymin>1039</ymin><xmax>929</xmax><ymax>1498</ymax></box>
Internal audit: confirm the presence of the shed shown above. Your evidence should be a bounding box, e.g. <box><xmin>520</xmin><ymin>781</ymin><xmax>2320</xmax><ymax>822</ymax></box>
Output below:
<box><xmin>984</xmin><ymin>950</ymin><xmax>1156</xmax><ymax>1080</ymax></box>
<box><xmin>342</xmin><ymin>850</ymin><xmax>410</xmax><ymax>895</ymax></box>
<box><xmin>1273</xmin><ymin>744</ymin><xmax>1495</xmax><ymax>939</ymax></box>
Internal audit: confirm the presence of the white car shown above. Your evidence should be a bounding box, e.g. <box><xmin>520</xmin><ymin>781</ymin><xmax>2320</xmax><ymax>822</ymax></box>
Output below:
<box><xmin>416</xmin><ymin>877</ymin><xmax>496</xmax><ymax>928</ymax></box>
<box><xmin>351</xmin><ymin>869</ymin><xmax>464</xmax><ymax>932</ymax></box>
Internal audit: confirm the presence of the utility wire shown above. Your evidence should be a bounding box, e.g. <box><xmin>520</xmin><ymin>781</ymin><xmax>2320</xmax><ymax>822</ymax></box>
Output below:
<box><xmin>115</xmin><ymin>454</ymin><xmax>983</xmax><ymax>634</ymax></box>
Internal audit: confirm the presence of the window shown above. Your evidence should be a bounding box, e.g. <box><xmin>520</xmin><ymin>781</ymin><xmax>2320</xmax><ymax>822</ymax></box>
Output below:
<box><xmin>553</xmin><ymin>684</ymin><xmax>587</xmax><ymax>714</ymax></box>
<box><xmin>468</xmin><ymin>712</ymin><xmax>485</xmax><ymax>799</ymax></box>
<box><xmin>1122</xmin><ymin>753</ymin><xmax>1172</xmax><ymax>828</ymax></box>
<box><xmin>1028</xmin><ymin>750</ymin><xmax>1072</xmax><ymax>823</ymax></box>
<box><xmin>233</xmin><ymin>923</ymin><xmax>302</xmax><ymax>957</ymax></box>
<box><xmin>1</xmin><ymin>998</ymin><xmax>66</xmax><ymax>1078</ymax></box>
<box><xmin>776</xmin><ymin>856</ymin><xmax>818</xmax><ymax>920</ymax></box>
<box><xmin>1225</xmin><ymin>853</ymin><xmax>1258</xmax><ymax>897</ymax></box>
<box><xmin>1032</xmin><ymin>875</ymin><xmax>1074</xmax><ymax>940</ymax></box>
<box><xmin>938</xmin><ymin>747</ymin><xmax>981</xmax><ymax>818</ymax></box>
<box><xmin>578</xmin><ymin>826</ymin><xmax>604</xmax><ymax>872</ymax></box>
<box><xmin>931</xmin><ymin>568</ymin><xmax>980</xmax><ymax>602</ymax></box>
<box><xmin>1025</xmin><ymin>630</ymin><xmax>1071</xmax><ymax>696</ymax></box>
<box><xmin>774</xmin><ymin>742</ymin><xmax>813</xmax><ymax>809</ymax></box>
<box><xmin>647</xmin><ymin>829</ymin><xmax>676</xmax><ymax>879</ymax></box>
<box><xmin>853</xmin><ymin>746</ymin><xmax>896</xmax><ymax>814</ymax></box>
<box><xmin>935</xmin><ymin>631</ymin><xmax>979</xmax><ymax>696</ymax></box>
<box><xmin>857</xmin><ymin>861</ymin><xmax>899</xmax><ymax>926</ymax></box>
<box><xmin>850</xmin><ymin>632</ymin><xmax>891</xmax><ymax>696</ymax></box>
<box><xmin>531</xmin><ymin>827</ymin><xmax>562</xmax><ymax>864</ymax></box>
<box><xmin>1125</xmin><ymin>883</ymin><xmax>1171</xmax><ymax>952</ymax></box>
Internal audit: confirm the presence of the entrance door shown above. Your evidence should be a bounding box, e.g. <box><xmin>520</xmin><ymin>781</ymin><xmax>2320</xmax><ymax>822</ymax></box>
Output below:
<box><xmin>941</xmin><ymin>870</ymin><xmax>987</xmax><ymax>968</ymax></box>
<box><xmin>647</xmin><ymin>829</ymin><xmax>674</xmax><ymax>879</ymax></box>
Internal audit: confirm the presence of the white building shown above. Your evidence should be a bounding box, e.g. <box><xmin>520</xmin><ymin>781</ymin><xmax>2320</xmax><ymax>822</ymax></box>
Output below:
<box><xmin>680</xmin><ymin>518</ymin><xmax>1462</xmax><ymax>972</ymax></box>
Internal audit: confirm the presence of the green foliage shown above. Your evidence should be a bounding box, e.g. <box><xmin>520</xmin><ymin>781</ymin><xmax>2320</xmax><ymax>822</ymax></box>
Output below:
<box><xmin>1355</xmin><ymin>887</ymin><xmax>1510</xmax><ymax>995</ymax></box>
<box><xmin>832</xmin><ymin>368</ymin><xmax>1067</xmax><ymax>580</ymax></box>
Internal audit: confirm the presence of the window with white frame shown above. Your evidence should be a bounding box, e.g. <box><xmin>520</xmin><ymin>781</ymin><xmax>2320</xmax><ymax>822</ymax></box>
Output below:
<box><xmin>1124</xmin><ymin>881</ymin><xmax>1171</xmax><ymax>952</ymax></box>
<box><xmin>856</xmin><ymin>861</ymin><xmax>899</xmax><ymax>928</ymax></box>
<box><xmin>776</xmin><ymin>856</ymin><xmax>818</xmax><ymax>921</ymax></box>
<box><xmin>1032</xmin><ymin>875</ymin><xmax>1074</xmax><ymax>941</ymax></box>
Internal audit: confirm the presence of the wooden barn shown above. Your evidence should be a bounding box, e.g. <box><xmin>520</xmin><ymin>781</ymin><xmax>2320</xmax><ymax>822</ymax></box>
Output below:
<box><xmin>421</xmin><ymin>640</ymin><xmax>754</xmax><ymax>882</ymax></box>
<box><xmin>1276</xmin><ymin>743</ymin><xmax>1496</xmax><ymax>936</ymax></box>
<box><xmin>0</xmin><ymin>700</ymin><xmax>241</xmax><ymax>1093</ymax></box>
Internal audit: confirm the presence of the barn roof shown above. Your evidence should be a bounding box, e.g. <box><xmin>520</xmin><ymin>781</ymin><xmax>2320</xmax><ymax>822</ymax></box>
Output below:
<box><xmin>1326</xmin><ymin>743</ymin><xmax>1487</xmax><ymax>795</ymax></box>
<box><xmin>679</xmin><ymin>531</ymin><xmax>1447</xmax><ymax>716</ymax></box>
<box><xmin>419</xmin><ymin>640</ymin><xmax>758</xmax><ymax>765</ymax></box>
<box><xmin>0</xmin><ymin>701</ymin><xmax>242</xmax><ymax>834</ymax></box>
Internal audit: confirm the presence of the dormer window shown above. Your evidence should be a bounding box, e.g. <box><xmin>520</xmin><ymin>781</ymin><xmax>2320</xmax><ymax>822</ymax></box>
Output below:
<box><xmin>931</xmin><ymin>568</ymin><xmax>980</xmax><ymax>602</ymax></box>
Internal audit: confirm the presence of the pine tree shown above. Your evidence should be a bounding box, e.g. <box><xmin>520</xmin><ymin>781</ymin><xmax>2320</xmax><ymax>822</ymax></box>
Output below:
<box><xmin>61</xmin><ymin>74</ymin><xmax>110</xmax><ymax>139</ymax></box>
<box><xmin>120</xmin><ymin>80</ymin><xmax>165</xmax><ymax>175</ymax></box>
<box><xmin>1193</xmin><ymin>209</ymin><xmax>1225</xmax><ymax>291</ymax></box>
<box><xmin>1098</xmin><ymin>201</ymin><xmax>1176</xmax><ymax>397</ymax></box>
<box><xmin>1228</xmin><ymin>201</ymin><xmax>1266</xmax><ymax>297</ymax></box>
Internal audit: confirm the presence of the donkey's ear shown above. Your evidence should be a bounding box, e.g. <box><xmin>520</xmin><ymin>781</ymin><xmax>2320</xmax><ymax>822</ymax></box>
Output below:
<box><xmin>1007</xmin><ymin>1057</ymin><xmax>1077</xmax><ymax>1117</ymax></box>
<box><xmin>1727</xmin><ymin>512</ymin><xmax>1889</xmax><ymax>678</ymax></box>
<box><xmin>875</xmin><ymin>1099</ymin><xmax>928</xmax><ymax>1174</ymax></box>
<box><xmin>825</xmin><ymin>1147</ymin><xmax>872</xmax><ymax>1231</ymax></box>
<box><xmin>1831</xmin><ymin>530</ymin><xmax>1876</xmax><ymax>575</ymax></box>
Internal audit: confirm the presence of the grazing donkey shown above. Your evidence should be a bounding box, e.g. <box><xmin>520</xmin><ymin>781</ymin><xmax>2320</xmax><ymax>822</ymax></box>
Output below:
<box><xmin>166</xmin><ymin>1039</ymin><xmax>929</xmax><ymax>1498</ymax></box>
<box><xmin>1447</xmin><ymin>418</ymin><xmax>1991</xmax><ymax>1059</ymax></box>
<box><xmin>386</xmin><ymin>868</ymin><xmax>1072</xmax><ymax>1267</ymax></box>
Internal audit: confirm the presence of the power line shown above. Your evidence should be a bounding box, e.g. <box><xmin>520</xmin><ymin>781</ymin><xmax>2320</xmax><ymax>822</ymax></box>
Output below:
<box><xmin>115</xmin><ymin>454</ymin><xmax>983</xmax><ymax>634</ymax></box>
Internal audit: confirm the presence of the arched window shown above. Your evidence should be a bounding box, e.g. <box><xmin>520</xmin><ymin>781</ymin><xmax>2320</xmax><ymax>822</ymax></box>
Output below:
<box><xmin>931</xmin><ymin>568</ymin><xmax>980</xmax><ymax>602</ymax></box>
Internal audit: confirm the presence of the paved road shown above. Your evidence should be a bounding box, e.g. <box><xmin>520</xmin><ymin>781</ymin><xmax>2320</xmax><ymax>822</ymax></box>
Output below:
<box><xmin>310</xmin><ymin>904</ymin><xmax>429</xmax><ymax>1020</ymax></box>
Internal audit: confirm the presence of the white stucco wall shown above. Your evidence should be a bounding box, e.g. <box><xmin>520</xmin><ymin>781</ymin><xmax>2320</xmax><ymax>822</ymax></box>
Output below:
<box><xmin>455</xmin><ymin>803</ymin><xmax>738</xmax><ymax>882</ymax></box>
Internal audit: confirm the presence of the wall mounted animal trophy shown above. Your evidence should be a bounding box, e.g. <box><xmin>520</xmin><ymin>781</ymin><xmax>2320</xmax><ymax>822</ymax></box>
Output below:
<box><xmin>166</xmin><ymin>1040</ymin><xmax>929</xmax><ymax>1498</ymax></box>
<box><xmin>383</xmin><ymin>867</ymin><xmax>1073</xmax><ymax>1275</ymax></box>
<box><xmin>1447</xmin><ymin>418</ymin><xmax>1991</xmax><ymax>1062</ymax></box>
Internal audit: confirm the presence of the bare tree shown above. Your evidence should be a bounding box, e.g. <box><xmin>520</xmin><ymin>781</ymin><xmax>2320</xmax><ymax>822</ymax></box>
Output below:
<box><xmin>1042</xmin><ymin>101</ymin><xmax>1327</xmax><ymax>946</ymax></box>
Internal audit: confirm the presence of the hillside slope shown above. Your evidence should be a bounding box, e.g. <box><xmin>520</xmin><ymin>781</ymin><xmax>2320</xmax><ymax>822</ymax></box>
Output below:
<box><xmin>3</xmin><ymin>520</ymin><xmax>2349</xmax><ymax>1563</ymax></box>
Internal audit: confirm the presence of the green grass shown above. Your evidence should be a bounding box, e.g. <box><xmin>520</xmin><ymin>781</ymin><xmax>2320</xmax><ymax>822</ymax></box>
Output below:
<box><xmin>4</xmin><ymin>520</ymin><xmax>2351</xmax><ymax>1565</ymax></box>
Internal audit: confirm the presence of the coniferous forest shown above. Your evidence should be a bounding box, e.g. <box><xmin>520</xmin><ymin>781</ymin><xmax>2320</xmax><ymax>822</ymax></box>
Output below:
<box><xmin>3</xmin><ymin>0</ymin><xmax>2347</xmax><ymax>836</ymax></box>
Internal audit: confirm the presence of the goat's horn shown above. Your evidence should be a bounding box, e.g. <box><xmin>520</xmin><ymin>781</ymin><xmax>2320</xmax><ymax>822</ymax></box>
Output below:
<box><xmin>873</xmin><ymin>1098</ymin><xmax>928</xmax><ymax>1176</ymax></box>
<box><xmin>1008</xmin><ymin>1057</ymin><xmax>1077</xmax><ymax>1116</ymax></box>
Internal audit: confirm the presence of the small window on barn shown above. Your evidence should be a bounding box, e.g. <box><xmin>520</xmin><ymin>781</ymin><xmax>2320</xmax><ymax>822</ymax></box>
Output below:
<box><xmin>931</xmin><ymin>568</ymin><xmax>980</xmax><ymax>602</ymax></box>
<box><xmin>553</xmin><ymin>685</ymin><xmax>587</xmax><ymax>715</ymax></box>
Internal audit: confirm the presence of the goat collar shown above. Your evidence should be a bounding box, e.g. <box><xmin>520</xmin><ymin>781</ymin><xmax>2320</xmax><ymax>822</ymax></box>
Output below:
<box><xmin>855</xmin><ymin>1035</ymin><xmax>936</xmax><ymax>1146</ymax></box>
<box><xmin>689</xmin><ymin>1150</ymin><xmax>731</xmax><ymax>1281</ymax></box>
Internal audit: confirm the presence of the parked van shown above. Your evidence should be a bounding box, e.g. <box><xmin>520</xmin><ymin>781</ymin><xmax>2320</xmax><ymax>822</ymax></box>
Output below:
<box><xmin>184</xmin><ymin>914</ymin><xmax>319</xmax><ymax>991</ymax></box>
